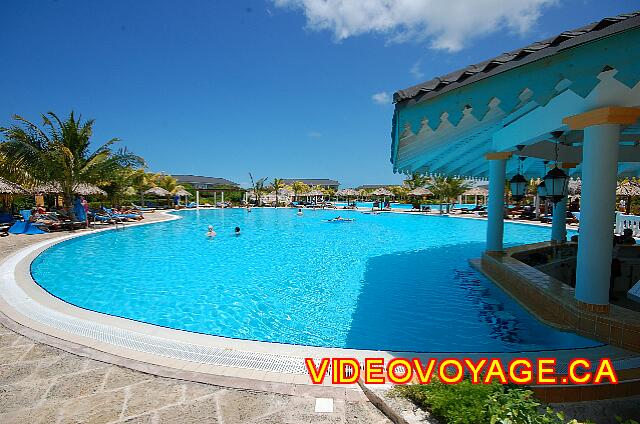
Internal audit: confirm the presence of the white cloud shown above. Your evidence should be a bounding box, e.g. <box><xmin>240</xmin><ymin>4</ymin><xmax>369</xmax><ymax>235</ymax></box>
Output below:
<box><xmin>272</xmin><ymin>0</ymin><xmax>556</xmax><ymax>51</ymax></box>
<box><xmin>371</xmin><ymin>91</ymin><xmax>392</xmax><ymax>105</ymax></box>
<box><xmin>307</xmin><ymin>131</ymin><xmax>322</xmax><ymax>138</ymax></box>
<box><xmin>410</xmin><ymin>60</ymin><xmax>424</xmax><ymax>79</ymax></box>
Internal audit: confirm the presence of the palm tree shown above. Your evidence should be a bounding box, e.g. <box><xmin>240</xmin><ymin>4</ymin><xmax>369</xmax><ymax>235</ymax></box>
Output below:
<box><xmin>129</xmin><ymin>168</ymin><xmax>155</xmax><ymax>206</ymax></box>
<box><xmin>427</xmin><ymin>176</ymin><xmax>470</xmax><ymax>214</ymax></box>
<box><xmin>270</xmin><ymin>178</ymin><xmax>285</xmax><ymax>207</ymax></box>
<box><xmin>0</xmin><ymin>111</ymin><xmax>143</xmax><ymax>216</ymax></box>
<box><xmin>291</xmin><ymin>181</ymin><xmax>309</xmax><ymax>202</ymax></box>
<box><xmin>249</xmin><ymin>173</ymin><xmax>268</xmax><ymax>206</ymax></box>
<box><xmin>445</xmin><ymin>178</ymin><xmax>471</xmax><ymax>211</ymax></box>
<box><xmin>404</xmin><ymin>172</ymin><xmax>430</xmax><ymax>189</ymax></box>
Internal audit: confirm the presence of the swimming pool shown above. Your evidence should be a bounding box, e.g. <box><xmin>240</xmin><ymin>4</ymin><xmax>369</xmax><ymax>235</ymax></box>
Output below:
<box><xmin>31</xmin><ymin>209</ymin><xmax>597</xmax><ymax>352</ymax></box>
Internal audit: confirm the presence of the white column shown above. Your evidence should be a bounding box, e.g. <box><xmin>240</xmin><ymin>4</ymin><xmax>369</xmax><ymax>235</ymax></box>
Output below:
<box><xmin>196</xmin><ymin>190</ymin><xmax>200</xmax><ymax>209</ymax></box>
<box><xmin>575</xmin><ymin>124</ymin><xmax>620</xmax><ymax>307</ymax></box>
<box><xmin>221</xmin><ymin>191</ymin><xmax>224</xmax><ymax>204</ymax></box>
<box><xmin>486</xmin><ymin>158</ymin><xmax>507</xmax><ymax>252</ymax></box>
<box><xmin>551</xmin><ymin>197</ymin><xmax>567</xmax><ymax>242</ymax></box>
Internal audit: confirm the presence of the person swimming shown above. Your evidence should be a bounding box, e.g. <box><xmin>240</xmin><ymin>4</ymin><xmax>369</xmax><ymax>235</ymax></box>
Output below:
<box><xmin>297</xmin><ymin>208</ymin><xmax>303</xmax><ymax>216</ymax></box>
<box><xmin>326</xmin><ymin>216</ymin><xmax>354</xmax><ymax>222</ymax></box>
<box><xmin>235</xmin><ymin>226</ymin><xmax>241</xmax><ymax>235</ymax></box>
<box><xmin>206</xmin><ymin>225</ymin><xmax>217</xmax><ymax>237</ymax></box>
<box><xmin>247</xmin><ymin>206</ymin><xmax>252</xmax><ymax>213</ymax></box>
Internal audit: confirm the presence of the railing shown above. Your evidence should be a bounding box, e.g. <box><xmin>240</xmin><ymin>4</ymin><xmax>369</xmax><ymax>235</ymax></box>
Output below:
<box><xmin>615</xmin><ymin>212</ymin><xmax>640</xmax><ymax>236</ymax></box>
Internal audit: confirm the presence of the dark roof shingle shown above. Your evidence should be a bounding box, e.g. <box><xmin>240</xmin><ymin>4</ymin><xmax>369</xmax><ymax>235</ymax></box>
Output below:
<box><xmin>394</xmin><ymin>10</ymin><xmax>640</xmax><ymax>105</ymax></box>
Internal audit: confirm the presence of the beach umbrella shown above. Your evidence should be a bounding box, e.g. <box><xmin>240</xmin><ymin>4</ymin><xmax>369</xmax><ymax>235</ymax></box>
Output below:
<box><xmin>568</xmin><ymin>178</ymin><xmax>581</xmax><ymax>196</ymax></box>
<box><xmin>336</xmin><ymin>188</ymin><xmax>359</xmax><ymax>205</ymax></box>
<box><xmin>462</xmin><ymin>186</ymin><xmax>488</xmax><ymax>205</ymax></box>
<box><xmin>31</xmin><ymin>182</ymin><xmax>106</xmax><ymax>196</ymax></box>
<box><xmin>144</xmin><ymin>186</ymin><xmax>171</xmax><ymax>197</ymax></box>
<box><xmin>305</xmin><ymin>189</ymin><xmax>323</xmax><ymax>203</ymax></box>
<box><xmin>173</xmin><ymin>188</ymin><xmax>191</xmax><ymax>197</ymax></box>
<box><xmin>371</xmin><ymin>187</ymin><xmax>394</xmax><ymax>208</ymax></box>
<box><xmin>462</xmin><ymin>187</ymin><xmax>489</xmax><ymax>196</ymax></box>
<box><xmin>371</xmin><ymin>188</ymin><xmax>394</xmax><ymax>197</ymax></box>
<box><xmin>407</xmin><ymin>187</ymin><xmax>432</xmax><ymax>196</ymax></box>
<box><xmin>616</xmin><ymin>180</ymin><xmax>640</xmax><ymax>213</ymax></box>
<box><xmin>0</xmin><ymin>177</ymin><xmax>28</xmax><ymax>195</ymax></box>
<box><xmin>173</xmin><ymin>188</ymin><xmax>192</xmax><ymax>206</ymax></box>
<box><xmin>144</xmin><ymin>186</ymin><xmax>171</xmax><ymax>207</ymax></box>
<box><xmin>616</xmin><ymin>180</ymin><xmax>640</xmax><ymax>196</ymax></box>
<box><xmin>73</xmin><ymin>183</ymin><xmax>107</xmax><ymax>196</ymax></box>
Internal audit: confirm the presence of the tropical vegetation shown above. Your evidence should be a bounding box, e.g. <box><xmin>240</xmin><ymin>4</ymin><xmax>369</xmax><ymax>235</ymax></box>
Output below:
<box><xmin>249</xmin><ymin>173</ymin><xmax>268</xmax><ymax>206</ymax></box>
<box><xmin>428</xmin><ymin>176</ymin><xmax>470</xmax><ymax>213</ymax></box>
<box><xmin>270</xmin><ymin>178</ymin><xmax>285</xmax><ymax>207</ymax></box>
<box><xmin>391</xmin><ymin>379</ymin><xmax>600</xmax><ymax>424</ymax></box>
<box><xmin>0</xmin><ymin>111</ymin><xmax>144</xmax><ymax>216</ymax></box>
<box><xmin>404</xmin><ymin>172</ymin><xmax>431</xmax><ymax>189</ymax></box>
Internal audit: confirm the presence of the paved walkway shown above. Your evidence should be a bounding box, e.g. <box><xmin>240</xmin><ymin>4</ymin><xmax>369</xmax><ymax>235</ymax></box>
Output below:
<box><xmin>0</xmin><ymin>216</ymin><xmax>389</xmax><ymax>424</ymax></box>
<box><xmin>0</xmin><ymin>325</ymin><xmax>388</xmax><ymax>423</ymax></box>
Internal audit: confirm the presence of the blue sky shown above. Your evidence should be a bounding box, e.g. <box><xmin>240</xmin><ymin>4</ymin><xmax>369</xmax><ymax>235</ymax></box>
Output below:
<box><xmin>2</xmin><ymin>0</ymin><xmax>638</xmax><ymax>187</ymax></box>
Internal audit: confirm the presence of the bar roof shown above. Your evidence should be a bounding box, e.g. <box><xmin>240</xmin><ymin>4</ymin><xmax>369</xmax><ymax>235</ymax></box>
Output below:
<box><xmin>394</xmin><ymin>11</ymin><xmax>640</xmax><ymax>106</ymax></box>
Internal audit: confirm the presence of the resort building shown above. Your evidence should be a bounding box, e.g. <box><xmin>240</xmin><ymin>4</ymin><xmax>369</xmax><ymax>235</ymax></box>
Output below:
<box><xmin>172</xmin><ymin>174</ymin><xmax>243</xmax><ymax>203</ymax></box>
<box><xmin>172</xmin><ymin>174</ymin><xmax>239</xmax><ymax>191</ymax></box>
<box><xmin>281</xmin><ymin>178</ymin><xmax>340</xmax><ymax>190</ymax></box>
<box><xmin>390</xmin><ymin>11</ymin><xmax>640</xmax><ymax>355</ymax></box>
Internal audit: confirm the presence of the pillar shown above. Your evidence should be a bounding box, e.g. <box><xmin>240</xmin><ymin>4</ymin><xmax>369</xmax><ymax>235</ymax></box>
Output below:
<box><xmin>196</xmin><ymin>190</ymin><xmax>200</xmax><ymax>209</ymax></box>
<box><xmin>551</xmin><ymin>197</ymin><xmax>567</xmax><ymax>242</ymax></box>
<box><xmin>574</xmin><ymin>124</ymin><xmax>620</xmax><ymax>309</ymax></box>
<box><xmin>486</xmin><ymin>152</ymin><xmax>511</xmax><ymax>252</ymax></box>
<box><xmin>221</xmin><ymin>191</ymin><xmax>224</xmax><ymax>204</ymax></box>
<box><xmin>562</xmin><ymin>107</ymin><xmax>640</xmax><ymax>312</ymax></box>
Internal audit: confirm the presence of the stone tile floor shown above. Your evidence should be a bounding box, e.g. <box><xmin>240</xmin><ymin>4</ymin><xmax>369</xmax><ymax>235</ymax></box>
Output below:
<box><xmin>0</xmin><ymin>325</ymin><xmax>389</xmax><ymax>423</ymax></box>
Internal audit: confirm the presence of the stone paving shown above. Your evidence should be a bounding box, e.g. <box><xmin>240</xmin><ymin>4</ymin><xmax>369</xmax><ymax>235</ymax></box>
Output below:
<box><xmin>0</xmin><ymin>324</ymin><xmax>389</xmax><ymax>424</ymax></box>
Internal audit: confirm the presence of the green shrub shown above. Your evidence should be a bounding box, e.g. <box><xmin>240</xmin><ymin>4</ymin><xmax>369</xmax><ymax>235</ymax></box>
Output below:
<box><xmin>391</xmin><ymin>380</ymin><xmax>593</xmax><ymax>424</ymax></box>
<box><xmin>392</xmin><ymin>379</ymin><xmax>501</xmax><ymax>424</ymax></box>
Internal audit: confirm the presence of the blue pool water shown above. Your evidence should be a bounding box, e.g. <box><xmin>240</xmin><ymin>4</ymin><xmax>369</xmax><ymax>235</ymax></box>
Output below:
<box><xmin>31</xmin><ymin>209</ymin><xmax>598</xmax><ymax>352</ymax></box>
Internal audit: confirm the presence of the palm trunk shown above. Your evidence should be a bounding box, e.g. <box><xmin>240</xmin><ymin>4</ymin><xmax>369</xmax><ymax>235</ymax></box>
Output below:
<box><xmin>64</xmin><ymin>189</ymin><xmax>75</xmax><ymax>220</ymax></box>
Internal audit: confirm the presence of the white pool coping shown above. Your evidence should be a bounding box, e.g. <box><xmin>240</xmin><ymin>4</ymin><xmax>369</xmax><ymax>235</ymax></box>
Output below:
<box><xmin>1</xmin><ymin>208</ymin><xmax>638</xmax><ymax>395</ymax></box>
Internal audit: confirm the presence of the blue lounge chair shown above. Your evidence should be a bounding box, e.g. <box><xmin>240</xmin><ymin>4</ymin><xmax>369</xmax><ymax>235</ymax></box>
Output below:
<box><xmin>0</xmin><ymin>212</ymin><xmax>15</xmax><ymax>237</ymax></box>
<box><xmin>101</xmin><ymin>207</ymin><xmax>140</xmax><ymax>221</ymax></box>
<box><xmin>9</xmin><ymin>210</ymin><xmax>46</xmax><ymax>235</ymax></box>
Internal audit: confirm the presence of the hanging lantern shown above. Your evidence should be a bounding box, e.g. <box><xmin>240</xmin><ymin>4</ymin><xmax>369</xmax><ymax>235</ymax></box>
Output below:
<box><xmin>537</xmin><ymin>180</ymin><xmax>547</xmax><ymax>200</ymax></box>
<box><xmin>543</xmin><ymin>167</ymin><xmax>569</xmax><ymax>203</ymax></box>
<box><xmin>510</xmin><ymin>173</ymin><xmax>527</xmax><ymax>201</ymax></box>
<box><xmin>542</xmin><ymin>131</ymin><xmax>569</xmax><ymax>204</ymax></box>
<box><xmin>509</xmin><ymin>157</ymin><xmax>527</xmax><ymax>201</ymax></box>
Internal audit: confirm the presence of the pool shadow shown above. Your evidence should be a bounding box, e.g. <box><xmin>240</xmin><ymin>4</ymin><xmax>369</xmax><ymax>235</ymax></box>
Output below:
<box><xmin>343</xmin><ymin>243</ymin><xmax>539</xmax><ymax>353</ymax></box>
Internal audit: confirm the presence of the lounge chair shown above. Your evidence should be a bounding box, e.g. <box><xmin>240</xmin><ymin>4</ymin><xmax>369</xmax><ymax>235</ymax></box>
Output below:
<box><xmin>101</xmin><ymin>207</ymin><xmax>141</xmax><ymax>221</ymax></box>
<box><xmin>0</xmin><ymin>212</ymin><xmax>13</xmax><ymax>237</ymax></box>
<box><xmin>9</xmin><ymin>210</ymin><xmax>47</xmax><ymax>235</ymax></box>
<box><xmin>131</xmin><ymin>203</ymin><xmax>156</xmax><ymax>212</ymax></box>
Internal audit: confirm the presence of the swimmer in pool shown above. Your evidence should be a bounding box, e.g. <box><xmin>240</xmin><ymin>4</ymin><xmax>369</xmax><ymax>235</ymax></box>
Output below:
<box><xmin>235</xmin><ymin>226</ymin><xmax>241</xmax><ymax>235</ymax></box>
<box><xmin>297</xmin><ymin>208</ymin><xmax>303</xmax><ymax>216</ymax></box>
<box><xmin>206</xmin><ymin>225</ymin><xmax>216</xmax><ymax>237</ymax></box>
<box><xmin>247</xmin><ymin>206</ymin><xmax>252</xmax><ymax>213</ymax></box>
